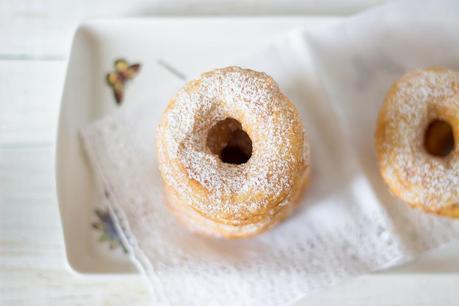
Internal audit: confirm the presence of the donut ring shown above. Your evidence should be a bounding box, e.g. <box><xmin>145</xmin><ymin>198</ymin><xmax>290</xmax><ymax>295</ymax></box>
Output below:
<box><xmin>375</xmin><ymin>67</ymin><xmax>459</xmax><ymax>217</ymax></box>
<box><xmin>157</xmin><ymin>67</ymin><xmax>309</xmax><ymax>238</ymax></box>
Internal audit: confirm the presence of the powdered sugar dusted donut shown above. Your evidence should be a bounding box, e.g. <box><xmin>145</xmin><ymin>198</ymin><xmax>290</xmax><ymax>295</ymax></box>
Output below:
<box><xmin>157</xmin><ymin>66</ymin><xmax>309</xmax><ymax>238</ymax></box>
<box><xmin>376</xmin><ymin>67</ymin><xmax>459</xmax><ymax>217</ymax></box>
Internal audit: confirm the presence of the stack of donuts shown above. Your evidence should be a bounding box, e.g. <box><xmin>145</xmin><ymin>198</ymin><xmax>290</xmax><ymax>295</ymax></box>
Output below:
<box><xmin>157</xmin><ymin>67</ymin><xmax>309</xmax><ymax>238</ymax></box>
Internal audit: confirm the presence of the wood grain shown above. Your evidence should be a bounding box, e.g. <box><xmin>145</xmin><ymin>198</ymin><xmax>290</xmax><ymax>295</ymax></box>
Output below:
<box><xmin>0</xmin><ymin>61</ymin><xmax>64</xmax><ymax>145</ymax></box>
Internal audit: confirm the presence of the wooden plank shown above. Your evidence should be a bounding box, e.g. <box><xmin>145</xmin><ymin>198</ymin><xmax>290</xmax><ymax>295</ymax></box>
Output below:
<box><xmin>0</xmin><ymin>0</ymin><xmax>384</xmax><ymax>57</ymax></box>
<box><xmin>297</xmin><ymin>274</ymin><xmax>459</xmax><ymax>306</ymax></box>
<box><xmin>0</xmin><ymin>60</ymin><xmax>65</xmax><ymax>145</ymax></box>
<box><xmin>0</xmin><ymin>269</ymin><xmax>150</xmax><ymax>306</ymax></box>
<box><xmin>0</xmin><ymin>145</ymin><xmax>67</xmax><ymax>269</ymax></box>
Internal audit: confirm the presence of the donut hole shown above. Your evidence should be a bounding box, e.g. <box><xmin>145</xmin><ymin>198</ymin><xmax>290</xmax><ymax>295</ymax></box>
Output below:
<box><xmin>424</xmin><ymin>119</ymin><xmax>455</xmax><ymax>157</ymax></box>
<box><xmin>206</xmin><ymin>117</ymin><xmax>252</xmax><ymax>165</ymax></box>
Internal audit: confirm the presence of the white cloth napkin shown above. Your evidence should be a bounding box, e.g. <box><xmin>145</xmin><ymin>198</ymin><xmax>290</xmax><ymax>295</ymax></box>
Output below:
<box><xmin>82</xmin><ymin>1</ymin><xmax>459</xmax><ymax>305</ymax></box>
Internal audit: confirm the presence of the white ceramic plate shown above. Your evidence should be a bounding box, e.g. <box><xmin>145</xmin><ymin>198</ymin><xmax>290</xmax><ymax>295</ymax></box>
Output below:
<box><xmin>56</xmin><ymin>17</ymin><xmax>459</xmax><ymax>275</ymax></box>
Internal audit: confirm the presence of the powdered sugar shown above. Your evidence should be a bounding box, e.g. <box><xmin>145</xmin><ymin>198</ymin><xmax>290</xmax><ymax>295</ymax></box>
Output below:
<box><xmin>157</xmin><ymin>67</ymin><xmax>309</xmax><ymax>225</ymax></box>
<box><xmin>377</xmin><ymin>68</ymin><xmax>459</xmax><ymax>209</ymax></box>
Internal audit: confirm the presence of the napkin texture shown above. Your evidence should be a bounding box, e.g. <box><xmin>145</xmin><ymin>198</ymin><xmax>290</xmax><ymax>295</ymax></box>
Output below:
<box><xmin>82</xmin><ymin>1</ymin><xmax>459</xmax><ymax>305</ymax></box>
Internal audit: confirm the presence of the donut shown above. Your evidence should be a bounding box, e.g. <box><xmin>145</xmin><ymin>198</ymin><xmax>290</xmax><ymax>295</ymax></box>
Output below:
<box><xmin>375</xmin><ymin>67</ymin><xmax>459</xmax><ymax>217</ymax></box>
<box><xmin>156</xmin><ymin>66</ymin><xmax>309</xmax><ymax>238</ymax></box>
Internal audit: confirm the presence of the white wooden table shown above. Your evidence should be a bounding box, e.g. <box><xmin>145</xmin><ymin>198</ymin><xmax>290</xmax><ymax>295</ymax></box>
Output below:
<box><xmin>2</xmin><ymin>1</ymin><xmax>459</xmax><ymax>305</ymax></box>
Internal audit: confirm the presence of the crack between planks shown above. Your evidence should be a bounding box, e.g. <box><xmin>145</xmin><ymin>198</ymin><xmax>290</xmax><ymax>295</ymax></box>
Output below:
<box><xmin>0</xmin><ymin>54</ymin><xmax>66</xmax><ymax>61</ymax></box>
